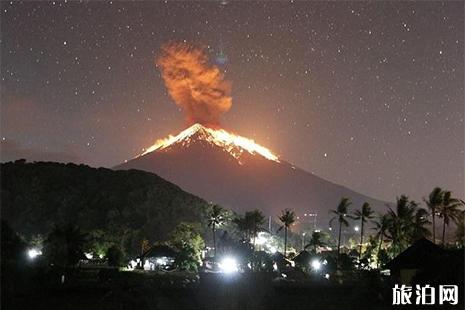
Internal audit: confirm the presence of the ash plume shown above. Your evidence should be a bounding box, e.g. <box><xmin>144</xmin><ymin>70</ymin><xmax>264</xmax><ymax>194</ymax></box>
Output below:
<box><xmin>157</xmin><ymin>42</ymin><xmax>232</xmax><ymax>127</ymax></box>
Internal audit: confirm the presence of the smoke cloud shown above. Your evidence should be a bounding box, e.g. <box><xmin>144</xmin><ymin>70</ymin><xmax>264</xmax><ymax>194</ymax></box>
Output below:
<box><xmin>157</xmin><ymin>42</ymin><xmax>232</xmax><ymax>127</ymax></box>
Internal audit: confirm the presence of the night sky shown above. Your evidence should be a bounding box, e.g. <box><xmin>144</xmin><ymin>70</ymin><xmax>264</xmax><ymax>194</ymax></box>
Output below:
<box><xmin>1</xmin><ymin>1</ymin><xmax>463</xmax><ymax>202</ymax></box>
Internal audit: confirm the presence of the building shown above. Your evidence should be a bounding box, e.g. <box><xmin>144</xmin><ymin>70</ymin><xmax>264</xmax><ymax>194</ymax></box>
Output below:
<box><xmin>140</xmin><ymin>245</ymin><xmax>177</xmax><ymax>271</ymax></box>
<box><xmin>385</xmin><ymin>238</ymin><xmax>461</xmax><ymax>285</ymax></box>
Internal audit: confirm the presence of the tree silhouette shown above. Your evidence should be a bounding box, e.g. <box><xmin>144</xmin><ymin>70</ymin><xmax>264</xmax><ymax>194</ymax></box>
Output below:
<box><xmin>329</xmin><ymin>198</ymin><xmax>351</xmax><ymax>266</ymax></box>
<box><xmin>455</xmin><ymin>209</ymin><xmax>465</xmax><ymax>246</ymax></box>
<box><xmin>384</xmin><ymin>195</ymin><xmax>418</xmax><ymax>256</ymax></box>
<box><xmin>43</xmin><ymin>223</ymin><xmax>87</xmax><ymax>267</ymax></box>
<box><xmin>411</xmin><ymin>208</ymin><xmax>431</xmax><ymax>242</ymax></box>
<box><xmin>246</xmin><ymin>210</ymin><xmax>265</xmax><ymax>250</ymax></box>
<box><xmin>374</xmin><ymin>214</ymin><xmax>389</xmax><ymax>269</ymax></box>
<box><xmin>305</xmin><ymin>231</ymin><xmax>327</xmax><ymax>254</ymax></box>
<box><xmin>352</xmin><ymin>202</ymin><xmax>374</xmax><ymax>264</ymax></box>
<box><xmin>234</xmin><ymin>209</ymin><xmax>265</xmax><ymax>250</ymax></box>
<box><xmin>277</xmin><ymin>209</ymin><xmax>296</xmax><ymax>256</ymax></box>
<box><xmin>208</xmin><ymin>204</ymin><xmax>225</xmax><ymax>257</ymax></box>
<box><xmin>439</xmin><ymin>191</ymin><xmax>463</xmax><ymax>245</ymax></box>
<box><xmin>106</xmin><ymin>245</ymin><xmax>124</xmax><ymax>267</ymax></box>
<box><xmin>424</xmin><ymin>187</ymin><xmax>443</xmax><ymax>244</ymax></box>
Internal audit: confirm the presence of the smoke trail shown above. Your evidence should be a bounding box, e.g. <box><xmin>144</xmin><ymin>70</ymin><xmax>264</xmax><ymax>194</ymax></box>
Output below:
<box><xmin>157</xmin><ymin>42</ymin><xmax>232</xmax><ymax>127</ymax></box>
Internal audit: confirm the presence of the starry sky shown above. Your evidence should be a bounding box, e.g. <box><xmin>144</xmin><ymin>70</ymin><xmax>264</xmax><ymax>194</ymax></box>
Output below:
<box><xmin>1</xmin><ymin>1</ymin><xmax>464</xmax><ymax>202</ymax></box>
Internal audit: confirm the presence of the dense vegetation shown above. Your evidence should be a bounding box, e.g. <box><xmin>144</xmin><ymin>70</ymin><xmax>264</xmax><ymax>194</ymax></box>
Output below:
<box><xmin>2</xmin><ymin>161</ymin><xmax>463</xmax><ymax>271</ymax></box>
<box><xmin>1</xmin><ymin>160</ymin><xmax>210</xmax><ymax>257</ymax></box>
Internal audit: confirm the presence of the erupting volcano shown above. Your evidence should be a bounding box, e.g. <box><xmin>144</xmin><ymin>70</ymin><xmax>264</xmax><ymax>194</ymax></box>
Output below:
<box><xmin>138</xmin><ymin>123</ymin><xmax>279</xmax><ymax>164</ymax></box>
<box><xmin>117</xmin><ymin>122</ymin><xmax>385</xmax><ymax>217</ymax></box>
<box><xmin>116</xmin><ymin>42</ymin><xmax>386</xmax><ymax>217</ymax></box>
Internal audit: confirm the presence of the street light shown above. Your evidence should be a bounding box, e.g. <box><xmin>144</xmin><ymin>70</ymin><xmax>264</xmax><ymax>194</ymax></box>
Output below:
<box><xmin>219</xmin><ymin>256</ymin><xmax>238</xmax><ymax>274</ymax></box>
<box><xmin>311</xmin><ymin>259</ymin><xmax>321</xmax><ymax>271</ymax></box>
<box><xmin>27</xmin><ymin>248</ymin><xmax>42</xmax><ymax>260</ymax></box>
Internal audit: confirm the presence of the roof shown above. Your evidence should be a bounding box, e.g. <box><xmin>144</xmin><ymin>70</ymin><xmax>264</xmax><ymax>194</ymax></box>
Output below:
<box><xmin>385</xmin><ymin>238</ymin><xmax>445</xmax><ymax>271</ymax></box>
<box><xmin>141</xmin><ymin>245</ymin><xmax>177</xmax><ymax>258</ymax></box>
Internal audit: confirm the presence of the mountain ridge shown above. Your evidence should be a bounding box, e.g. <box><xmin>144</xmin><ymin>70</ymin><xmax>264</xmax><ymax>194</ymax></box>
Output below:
<box><xmin>1</xmin><ymin>161</ymin><xmax>211</xmax><ymax>255</ymax></box>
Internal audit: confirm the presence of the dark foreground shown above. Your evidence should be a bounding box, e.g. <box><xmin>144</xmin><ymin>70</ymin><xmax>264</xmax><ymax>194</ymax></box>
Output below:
<box><xmin>3</xmin><ymin>267</ymin><xmax>399</xmax><ymax>310</ymax></box>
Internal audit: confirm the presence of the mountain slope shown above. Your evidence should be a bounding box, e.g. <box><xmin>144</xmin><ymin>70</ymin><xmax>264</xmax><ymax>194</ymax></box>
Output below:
<box><xmin>117</xmin><ymin>124</ymin><xmax>387</xmax><ymax>223</ymax></box>
<box><xmin>1</xmin><ymin>161</ymin><xmax>210</xmax><ymax>255</ymax></box>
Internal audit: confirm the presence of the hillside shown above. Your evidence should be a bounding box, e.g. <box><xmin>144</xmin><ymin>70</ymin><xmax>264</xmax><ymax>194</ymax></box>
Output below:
<box><xmin>1</xmin><ymin>160</ymin><xmax>210</xmax><ymax>255</ymax></box>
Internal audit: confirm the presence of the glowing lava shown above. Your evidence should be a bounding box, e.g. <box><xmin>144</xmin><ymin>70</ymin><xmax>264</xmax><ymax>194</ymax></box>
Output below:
<box><xmin>139</xmin><ymin>123</ymin><xmax>279</xmax><ymax>163</ymax></box>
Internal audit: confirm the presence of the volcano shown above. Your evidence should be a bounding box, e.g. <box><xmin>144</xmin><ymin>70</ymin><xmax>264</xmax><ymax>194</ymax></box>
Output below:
<box><xmin>116</xmin><ymin>124</ymin><xmax>386</xmax><ymax>221</ymax></box>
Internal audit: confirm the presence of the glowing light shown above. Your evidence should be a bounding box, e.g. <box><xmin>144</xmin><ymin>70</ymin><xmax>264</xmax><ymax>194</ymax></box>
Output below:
<box><xmin>219</xmin><ymin>256</ymin><xmax>238</xmax><ymax>274</ymax></box>
<box><xmin>155</xmin><ymin>257</ymin><xmax>169</xmax><ymax>266</ymax></box>
<box><xmin>354</xmin><ymin>226</ymin><xmax>360</xmax><ymax>232</ymax></box>
<box><xmin>143</xmin><ymin>260</ymin><xmax>152</xmax><ymax>271</ymax></box>
<box><xmin>311</xmin><ymin>259</ymin><xmax>321</xmax><ymax>271</ymax></box>
<box><xmin>27</xmin><ymin>248</ymin><xmax>42</xmax><ymax>259</ymax></box>
<box><xmin>254</xmin><ymin>232</ymin><xmax>268</xmax><ymax>245</ymax></box>
<box><xmin>138</xmin><ymin>123</ymin><xmax>279</xmax><ymax>163</ymax></box>
<box><xmin>84</xmin><ymin>252</ymin><xmax>93</xmax><ymax>259</ymax></box>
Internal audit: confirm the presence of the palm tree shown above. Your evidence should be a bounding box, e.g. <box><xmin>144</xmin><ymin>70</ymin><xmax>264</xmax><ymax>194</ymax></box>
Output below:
<box><xmin>305</xmin><ymin>231</ymin><xmax>327</xmax><ymax>254</ymax></box>
<box><xmin>455</xmin><ymin>209</ymin><xmax>465</xmax><ymax>246</ymax></box>
<box><xmin>43</xmin><ymin>223</ymin><xmax>87</xmax><ymax>268</ymax></box>
<box><xmin>411</xmin><ymin>208</ymin><xmax>431</xmax><ymax>242</ymax></box>
<box><xmin>439</xmin><ymin>191</ymin><xmax>463</xmax><ymax>245</ymax></box>
<box><xmin>352</xmin><ymin>202</ymin><xmax>374</xmax><ymax>263</ymax></box>
<box><xmin>208</xmin><ymin>204</ymin><xmax>225</xmax><ymax>257</ymax></box>
<box><xmin>374</xmin><ymin>214</ymin><xmax>389</xmax><ymax>269</ymax></box>
<box><xmin>233</xmin><ymin>216</ymin><xmax>249</xmax><ymax>240</ymax></box>
<box><xmin>424</xmin><ymin>187</ymin><xmax>443</xmax><ymax>244</ymax></box>
<box><xmin>385</xmin><ymin>195</ymin><xmax>417</xmax><ymax>256</ymax></box>
<box><xmin>234</xmin><ymin>210</ymin><xmax>265</xmax><ymax>249</ymax></box>
<box><xmin>329</xmin><ymin>198</ymin><xmax>351</xmax><ymax>266</ymax></box>
<box><xmin>277</xmin><ymin>209</ymin><xmax>296</xmax><ymax>256</ymax></box>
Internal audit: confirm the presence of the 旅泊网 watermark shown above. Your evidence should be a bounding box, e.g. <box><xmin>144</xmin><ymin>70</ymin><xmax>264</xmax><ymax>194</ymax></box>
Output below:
<box><xmin>392</xmin><ymin>284</ymin><xmax>458</xmax><ymax>305</ymax></box>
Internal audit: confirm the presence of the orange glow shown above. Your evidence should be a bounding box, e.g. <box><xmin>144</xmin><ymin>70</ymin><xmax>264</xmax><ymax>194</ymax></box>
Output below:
<box><xmin>139</xmin><ymin>123</ymin><xmax>279</xmax><ymax>162</ymax></box>
<box><xmin>157</xmin><ymin>42</ymin><xmax>232</xmax><ymax>127</ymax></box>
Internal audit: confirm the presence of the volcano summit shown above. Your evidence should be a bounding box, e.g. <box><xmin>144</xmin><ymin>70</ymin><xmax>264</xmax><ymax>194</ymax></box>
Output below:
<box><xmin>116</xmin><ymin>124</ymin><xmax>386</xmax><ymax>220</ymax></box>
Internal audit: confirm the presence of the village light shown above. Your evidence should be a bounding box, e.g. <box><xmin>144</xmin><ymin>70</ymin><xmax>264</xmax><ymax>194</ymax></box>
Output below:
<box><xmin>219</xmin><ymin>256</ymin><xmax>238</xmax><ymax>274</ymax></box>
<box><xmin>311</xmin><ymin>259</ymin><xmax>321</xmax><ymax>271</ymax></box>
<box><xmin>254</xmin><ymin>232</ymin><xmax>268</xmax><ymax>245</ymax></box>
<box><xmin>27</xmin><ymin>248</ymin><xmax>42</xmax><ymax>260</ymax></box>
<box><xmin>155</xmin><ymin>257</ymin><xmax>169</xmax><ymax>266</ymax></box>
